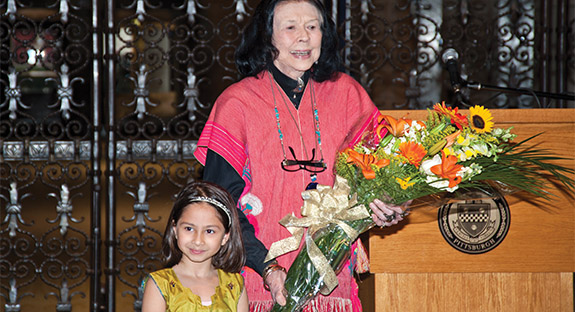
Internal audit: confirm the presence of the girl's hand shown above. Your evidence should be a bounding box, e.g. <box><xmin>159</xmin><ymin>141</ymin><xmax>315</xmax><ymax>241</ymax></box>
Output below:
<box><xmin>369</xmin><ymin>199</ymin><xmax>411</xmax><ymax>227</ymax></box>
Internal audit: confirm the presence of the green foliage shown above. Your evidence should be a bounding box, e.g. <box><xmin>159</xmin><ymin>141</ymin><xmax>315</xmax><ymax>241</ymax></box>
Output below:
<box><xmin>426</xmin><ymin>109</ymin><xmax>442</xmax><ymax>129</ymax></box>
<box><xmin>461</xmin><ymin>134</ymin><xmax>575</xmax><ymax>199</ymax></box>
<box><xmin>422</xmin><ymin>124</ymin><xmax>457</xmax><ymax>150</ymax></box>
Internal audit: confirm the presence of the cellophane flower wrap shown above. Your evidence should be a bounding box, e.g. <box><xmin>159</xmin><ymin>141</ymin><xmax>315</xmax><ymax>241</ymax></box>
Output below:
<box><xmin>268</xmin><ymin>102</ymin><xmax>575</xmax><ymax>312</ymax></box>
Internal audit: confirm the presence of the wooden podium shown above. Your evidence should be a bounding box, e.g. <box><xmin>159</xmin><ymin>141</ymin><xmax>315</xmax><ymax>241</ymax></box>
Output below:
<box><xmin>360</xmin><ymin>109</ymin><xmax>575</xmax><ymax>312</ymax></box>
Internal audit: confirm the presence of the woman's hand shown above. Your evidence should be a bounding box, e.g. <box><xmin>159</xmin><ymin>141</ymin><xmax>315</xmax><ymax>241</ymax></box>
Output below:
<box><xmin>265</xmin><ymin>269</ymin><xmax>287</xmax><ymax>306</ymax></box>
<box><xmin>369</xmin><ymin>199</ymin><xmax>411</xmax><ymax>227</ymax></box>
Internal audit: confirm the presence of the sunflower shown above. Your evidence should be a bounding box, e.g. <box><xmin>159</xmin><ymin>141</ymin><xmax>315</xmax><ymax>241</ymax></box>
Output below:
<box><xmin>469</xmin><ymin>105</ymin><xmax>494</xmax><ymax>133</ymax></box>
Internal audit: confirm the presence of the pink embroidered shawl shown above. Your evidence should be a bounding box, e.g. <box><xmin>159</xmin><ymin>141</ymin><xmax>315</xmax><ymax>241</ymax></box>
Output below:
<box><xmin>195</xmin><ymin>71</ymin><xmax>380</xmax><ymax>311</ymax></box>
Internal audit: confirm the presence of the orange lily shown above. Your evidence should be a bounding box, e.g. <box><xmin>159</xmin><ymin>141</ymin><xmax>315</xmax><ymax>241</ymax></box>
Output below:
<box><xmin>379</xmin><ymin>115</ymin><xmax>410</xmax><ymax>137</ymax></box>
<box><xmin>444</xmin><ymin>130</ymin><xmax>461</xmax><ymax>148</ymax></box>
<box><xmin>430</xmin><ymin>151</ymin><xmax>463</xmax><ymax>187</ymax></box>
<box><xmin>374</xmin><ymin>114</ymin><xmax>389</xmax><ymax>140</ymax></box>
<box><xmin>398</xmin><ymin>141</ymin><xmax>427</xmax><ymax>168</ymax></box>
<box><xmin>345</xmin><ymin>148</ymin><xmax>390</xmax><ymax>180</ymax></box>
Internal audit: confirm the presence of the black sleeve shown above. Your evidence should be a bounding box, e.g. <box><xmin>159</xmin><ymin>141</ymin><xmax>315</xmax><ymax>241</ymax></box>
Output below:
<box><xmin>202</xmin><ymin>149</ymin><xmax>271</xmax><ymax>276</ymax></box>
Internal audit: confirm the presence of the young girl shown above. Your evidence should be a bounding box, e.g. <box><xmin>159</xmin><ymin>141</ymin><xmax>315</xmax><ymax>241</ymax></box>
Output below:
<box><xmin>142</xmin><ymin>181</ymin><xmax>248</xmax><ymax>311</ymax></box>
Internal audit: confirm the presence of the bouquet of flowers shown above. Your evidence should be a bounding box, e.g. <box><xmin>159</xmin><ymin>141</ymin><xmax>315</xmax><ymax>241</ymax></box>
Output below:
<box><xmin>267</xmin><ymin>103</ymin><xmax>575</xmax><ymax>312</ymax></box>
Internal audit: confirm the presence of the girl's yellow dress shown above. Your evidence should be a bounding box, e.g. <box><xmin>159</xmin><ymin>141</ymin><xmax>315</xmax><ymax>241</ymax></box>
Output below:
<box><xmin>147</xmin><ymin>268</ymin><xmax>244</xmax><ymax>312</ymax></box>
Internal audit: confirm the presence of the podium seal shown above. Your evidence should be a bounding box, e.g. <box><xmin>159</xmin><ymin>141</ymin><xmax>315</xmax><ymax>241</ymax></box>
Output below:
<box><xmin>438</xmin><ymin>189</ymin><xmax>510</xmax><ymax>254</ymax></box>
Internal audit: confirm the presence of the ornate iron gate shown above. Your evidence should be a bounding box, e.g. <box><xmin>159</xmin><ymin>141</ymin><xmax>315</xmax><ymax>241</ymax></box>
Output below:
<box><xmin>1</xmin><ymin>0</ymin><xmax>573</xmax><ymax>311</ymax></box>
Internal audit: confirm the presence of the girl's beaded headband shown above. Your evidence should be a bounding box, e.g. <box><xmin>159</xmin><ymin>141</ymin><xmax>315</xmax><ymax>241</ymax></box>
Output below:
<box><xmin>189</xmin><ymin>196</ymin><xmax>232</xmax><ymax>227</ymax></box>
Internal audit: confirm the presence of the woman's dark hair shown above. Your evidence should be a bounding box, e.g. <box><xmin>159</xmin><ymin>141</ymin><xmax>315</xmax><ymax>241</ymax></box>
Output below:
<box><xmin>235</xmin><ymin>0</ymin><xmax>341</xmax><ymax>82</ymax></box>
<box><xmin>162</xmin><ymin>181</ymin><xmax>245</xmax><ymax>273</ymax></box>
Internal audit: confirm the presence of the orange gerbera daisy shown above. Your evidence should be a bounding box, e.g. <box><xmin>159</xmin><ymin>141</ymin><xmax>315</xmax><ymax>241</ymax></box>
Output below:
<box><xmin>398</xmin><ymin>141</ymin><xmax>427</xmax><ymax>168</ymax></box>
<box><xmin>345</xmin><ymin>148</ymin><xmax>390</xmax><ymax>179</ymax></box>
<box><xmin>433</xmin><ymin>101</ymin><xmax>469</xmax><ymax>130</ymax></box>
<box><xmin>430</xmin><ymin>151</ymin><xmax>463</xmax><ymax>187</ymax></box>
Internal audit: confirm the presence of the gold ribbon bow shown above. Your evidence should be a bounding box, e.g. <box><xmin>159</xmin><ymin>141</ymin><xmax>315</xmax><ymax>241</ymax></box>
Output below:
<box><xmin>265</xmin><ymin>175</ymin><xmax>371</xmax><ymax>294</ymax></box>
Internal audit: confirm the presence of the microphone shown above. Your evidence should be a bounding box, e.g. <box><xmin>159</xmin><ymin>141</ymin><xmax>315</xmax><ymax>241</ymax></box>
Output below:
<box><xmin>442</xmin><ymin>48</ymin><xmax>462</xmax><ymax>93</ymax></box>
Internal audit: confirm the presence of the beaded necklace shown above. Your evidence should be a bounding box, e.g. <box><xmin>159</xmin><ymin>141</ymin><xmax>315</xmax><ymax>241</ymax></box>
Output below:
<box><xmin>268</xmin><ymin>71</ymin><xmax>326</xmax><ymax>187</ymax></box>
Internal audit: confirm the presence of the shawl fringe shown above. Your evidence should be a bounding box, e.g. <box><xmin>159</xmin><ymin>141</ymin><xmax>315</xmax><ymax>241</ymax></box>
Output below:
<box><xmin>249</xmin><ymin>300</ymin><xmax>274</xmax><ymax>312</ymax></box>
<box><xmin>249</xmin><ymin>296</ymin><xmax>354</xmax><ymax>312</ymax></box>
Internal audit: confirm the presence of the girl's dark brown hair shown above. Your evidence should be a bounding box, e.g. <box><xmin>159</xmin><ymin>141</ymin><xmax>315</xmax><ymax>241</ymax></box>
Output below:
<box><xmin>162</xmin><ymin>181</ymin><xmax>245</xmax><ymax>273</ymax></box>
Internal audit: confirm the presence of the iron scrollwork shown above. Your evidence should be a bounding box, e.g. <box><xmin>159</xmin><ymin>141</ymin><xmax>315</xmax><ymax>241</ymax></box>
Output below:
<box><xmin>0</xmin><ymin>0</ymin><xmax>572</xmax><ymax>311</ymax></box>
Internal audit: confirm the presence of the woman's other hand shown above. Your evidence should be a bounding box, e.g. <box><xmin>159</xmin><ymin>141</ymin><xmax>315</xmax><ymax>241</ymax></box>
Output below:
<box><xmin>369</xmin><ymin>199</ymin><xmax>411</xmax><ymax>227</ymax></box>
<box><xmin>266</xmin><ymin>268</ymin><xmax>287</xmax><ymax>306</ymax></box>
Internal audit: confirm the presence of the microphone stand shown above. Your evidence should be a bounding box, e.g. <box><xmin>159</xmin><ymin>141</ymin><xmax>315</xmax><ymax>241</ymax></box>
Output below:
<box><xmin>464</xmin><ymin>81</ymin><xmax>575</xmax><ymax>101</ymax></box>
<box><xmin>440</xmin><ymin>48</ymin><xmax>574</xmax><ymax>105</ymax></box>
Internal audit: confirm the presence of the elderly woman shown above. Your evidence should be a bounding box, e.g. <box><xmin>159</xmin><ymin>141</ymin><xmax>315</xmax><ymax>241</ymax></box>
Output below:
<box><xmin>194</xmin><ymin>0</ymin><xmax>407</xmax><ymax>310</ymax></box>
